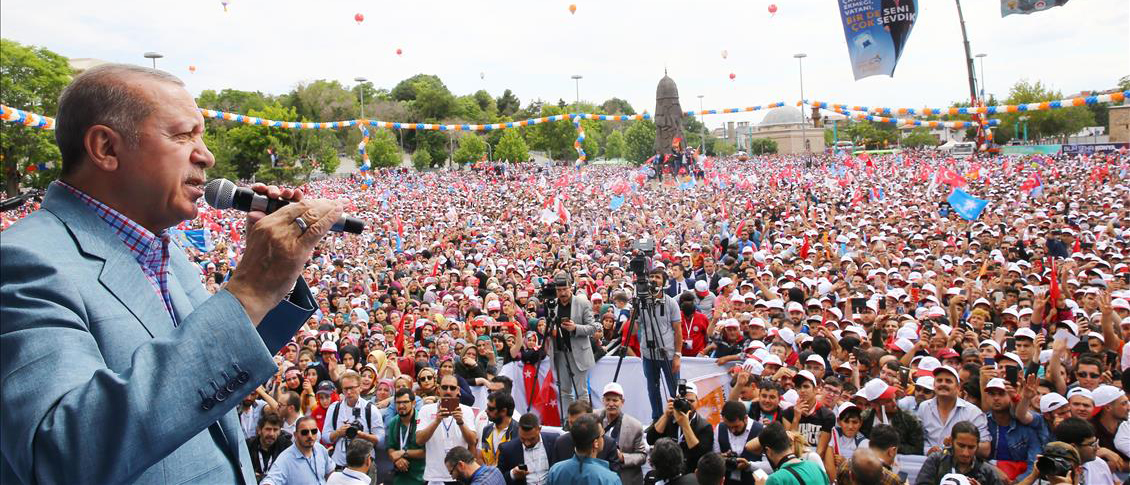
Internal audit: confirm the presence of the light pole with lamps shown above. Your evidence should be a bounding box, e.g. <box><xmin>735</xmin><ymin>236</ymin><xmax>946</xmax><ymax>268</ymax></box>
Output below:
<box><xmin>975</xmin><ymin>53</ymin><xmax>987</xmax><ymax>102</ymax></box>
<box><xmin>354</xmin><ymin>77</ymin><xmax>368</xmax><ymax>118</ymax></box>
<box><xmin>571</xmin><ymin>75</ymin><xmax>583</xmax><ymax>105</ymax></box>
<box><xmin>793</xmin><ymin>53</ymin><xmax>809</xmax><ymax>152</ymax></box>
<box><xmin>143</xmin><ymin>52</ymin><xmax>163</xmax><ymax>69</ymax></box>
<box><xmin>697</xmin><ymin>94</ymin><xmax>705</xmax><ymax>154</ymax></box>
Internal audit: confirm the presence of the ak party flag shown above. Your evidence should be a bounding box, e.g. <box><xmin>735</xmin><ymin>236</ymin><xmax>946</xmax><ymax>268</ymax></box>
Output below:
<box><xmin>947</xmin><ymin>188</ymin><xmax>988</xmax><ymax>221</ymax></box>
<box><xmin>837</xmin><ymin>0</ymin><xmax>919</xmax><ymax>80</ymax></box>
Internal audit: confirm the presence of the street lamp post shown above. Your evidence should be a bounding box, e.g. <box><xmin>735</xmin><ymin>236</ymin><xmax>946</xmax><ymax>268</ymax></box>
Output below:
<box><xmin>354</xmin><ymin>77</ymin><xmax>368</xmax><ymax>118</ymax></box>
<box><xmin>975</xmin><ymin>53</ymin><xmax>987</xmax><ymax>102</ymax></box>
<box><xmin>143</xmin><ymin>52</ymin><xmax>164</xmax><ymax>69</ymax></box>
<box><xmin>794</xmin><ymin>53</ymin><xmax>808</xmax><ymax>153</ymax></box>
<box><xmin>571</xmin><ymin>75</ymin><xmax>583</xmax><ymax>105</ymax></box>
<box><xmin>697</xmin><ymin>95</ymin><xmax>705</xmax><ymax>154</ymax></box>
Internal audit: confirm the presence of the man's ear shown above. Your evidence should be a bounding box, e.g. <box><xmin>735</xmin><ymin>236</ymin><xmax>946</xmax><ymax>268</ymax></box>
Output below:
<box><xmin>83</xmin><ymin>125</ymin><xmax>124</xmax><ymax>172</ymax></box>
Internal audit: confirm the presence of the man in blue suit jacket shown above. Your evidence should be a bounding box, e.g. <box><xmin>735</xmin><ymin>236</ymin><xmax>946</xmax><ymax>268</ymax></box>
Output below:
<box><xmin>0</xmin><ymin>64</ymin><xmax>345</xmax><ymax>484</ymax></box>
<box><xmin>496</xmin><ymin>414</ymin><xmax>562</xmax><ymax>485</ymax></box>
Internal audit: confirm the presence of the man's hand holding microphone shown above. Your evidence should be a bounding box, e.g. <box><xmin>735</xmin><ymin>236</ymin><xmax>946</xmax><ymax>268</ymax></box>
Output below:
<box><xmin>217</xmin><ymin>182</ymin><xmax>344</xmax><ymax>326</ymax></box>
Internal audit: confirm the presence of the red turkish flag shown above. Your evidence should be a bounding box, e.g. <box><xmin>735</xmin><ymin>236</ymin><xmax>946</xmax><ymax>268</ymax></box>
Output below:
<box><xmin>799</xmin><ymin>235</ymin><xmax>811</xmax><ymax>260</ymax></box>
<box><xmin>533</xmin><ymin>367</ymin><xmax>562</xmax><ymax>427</ymax></box>
<box><xmin>522</xmin><ymin>363</ymin><xmax>539</xmax><ymax>407</ymax></box>
<box><xmin>1048</xmin><ymin>258</ymin><xmax>1061</xmax><ymax>306</ymax></box>
<box><xmin>938</xmin><ymin>168</ymin><xmax>967</xmax><ymax>187</ymax></box>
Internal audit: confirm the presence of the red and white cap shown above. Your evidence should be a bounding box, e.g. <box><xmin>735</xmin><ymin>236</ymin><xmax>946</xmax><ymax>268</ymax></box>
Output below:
<box><xmin>856</xmin><ymin>378</ymin><xmax>897</xmax><ymax>401</ymax></box>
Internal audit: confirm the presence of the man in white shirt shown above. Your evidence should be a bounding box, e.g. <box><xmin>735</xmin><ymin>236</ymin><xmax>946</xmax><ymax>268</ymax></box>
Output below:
<box><xmin>1055</xmin><ymin>417</ymin><xmax>1117</xmax><ymax>485</ymax></box>
<box><xmin>416</xmin><ymin>374</ymin><xmax>486</xmax><ymax>485</ymax></box>
<box><xmin>326</xmin><ymin>440</ymin><xmax>373</xmax><ymax>485</ymax></box>
<box><xmin>322</xmin><ymin>371</ymin><xmax>385</xmax><ymax>470</ymax></box>
<box><xmin>240</xmin><ymin>387</ymin><xmax>278</xmax><ymax>439</ymax></box>
<box><xmin>917</xmin><ymin>366</ymin><xmax>990</xmax><ymax>457</ymax></box>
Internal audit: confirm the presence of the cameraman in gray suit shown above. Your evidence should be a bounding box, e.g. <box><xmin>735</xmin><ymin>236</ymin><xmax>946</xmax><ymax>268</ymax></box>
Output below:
<box><xmin>547</xmin><ymin>275</ymin><xmax>597</xmax><ymax>409</ymax></box>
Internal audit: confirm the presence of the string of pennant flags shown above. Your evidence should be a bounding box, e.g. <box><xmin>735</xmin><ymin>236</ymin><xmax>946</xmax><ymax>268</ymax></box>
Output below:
<box><xmin>803</xmin><ymin>90</ymin><xmax>1128</xmax><ymax>118</ymax></box>
<box><xmin>2</xmin><ymin>89</ymin><xmax>1126</xmax><ymax>169</ymax></box>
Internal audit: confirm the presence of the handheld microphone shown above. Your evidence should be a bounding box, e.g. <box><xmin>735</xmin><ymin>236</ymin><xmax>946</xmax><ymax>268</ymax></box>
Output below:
<box><xmin>204</xmin><ymin>179</ymin><xmax>364</xmax><ymax>234</ymax></box>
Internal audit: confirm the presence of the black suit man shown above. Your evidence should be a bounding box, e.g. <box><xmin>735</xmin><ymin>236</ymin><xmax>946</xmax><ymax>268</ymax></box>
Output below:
<box><xmin>497</xmin><ymin>414</ymin><xmax>562</xmax><ymax>485</ymax></box>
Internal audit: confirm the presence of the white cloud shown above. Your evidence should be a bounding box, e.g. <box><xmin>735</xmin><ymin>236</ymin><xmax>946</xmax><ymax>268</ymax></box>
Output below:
<box><xmin>2</xmin><ymin>0</ymin><xmax>1126</xmax><ymax>130</ymax></box>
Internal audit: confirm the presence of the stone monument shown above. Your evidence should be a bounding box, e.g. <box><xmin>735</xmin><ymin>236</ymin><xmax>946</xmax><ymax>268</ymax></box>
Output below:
<box><xmin>654</xmin><ymin>72</ymin><xmax>685</xmax><ymax>155</ymax></box>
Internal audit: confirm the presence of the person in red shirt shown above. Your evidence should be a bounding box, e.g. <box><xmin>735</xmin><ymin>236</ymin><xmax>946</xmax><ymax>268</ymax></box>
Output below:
<box><xmin>309</xmin><ymin>381</ymin><xmax>339</xmax><ymax>430</ymax></box>
<box><xmin>678</xmin><ymin>293</ymin><xmax>713</xmax><ymax>357</ymax></box>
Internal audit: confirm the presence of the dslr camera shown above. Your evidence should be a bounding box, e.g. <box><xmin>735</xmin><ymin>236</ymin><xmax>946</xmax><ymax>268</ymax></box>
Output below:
<box><xmin>673</xmin><ymin>379</ymin><xmax>693</xmax><ymax>414</ymax></box>
<box><xmin>1036</xmin><ymin>454</ymin><xmax>1074</xmax><ymax>479</ymax></box>
<box><xmin>345</xmin><ymin>407</ymin><xmax>364</xmax><ymax>440</ymax></box>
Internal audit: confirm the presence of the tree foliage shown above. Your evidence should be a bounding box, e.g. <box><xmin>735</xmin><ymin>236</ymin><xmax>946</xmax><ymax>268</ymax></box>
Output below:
<box><xmin>496</xmin><ymin>89</ymin><xmax>521</xmax><ymax>117</ymax></box>
<box><xmin>411</xmin><ymin>148</ymin><xmax>433</xmax><ymax>171</ymax></box>
<box><xmin>600</xmin><ymin>98</ymin><xmax>636</xmax><ymax>115</ymax></box>
<box><xmin>748</xmin><ymin>138</ymin><xmax>778</xmax><ymax>155</ymax></box>
<box><xmin>901</xmin><ymin>128</ymin><xmax>938</xmax><ymax>149</ymax></box>
<box><xmin>526</xmin><ymin>105</ymin><xmax>575</xmax><ymax>160</ymax></box>
<box><xmin>452</xmin><ymin>134</ymin><xmax>486</xmax><ymax>165</ymax></box>
<box><xmin>604</xmin><ymin>130</ymin><xmax>627</xmax><ymax>160</ymax></box>
<box><xmin>495</xmin><ymin>129</ymin><xmax>529</xmax><ymax>163</ymax></box>
<box><xmin>712</xmin><ymin>139</ymin><xmax>738</xmax><ymax>157</ymax></box>
<box><xmin>365</xmin><ymin>129</ymin><xmax>401</xmax><ymax>168</ymax></box>
<box><xmin>986</xmin><ymin>79</ymin><xmax>1095</xmax><ymax>144</ymax></box>
<box><xmin>0</xmin><ymin>39</ymin><xmax>71</xmax><ymax>195</ymax></box>
<box><xmin>624</xmin><ymin>120</ymin><xmax>657</xmax><ymax>164</ymax></box>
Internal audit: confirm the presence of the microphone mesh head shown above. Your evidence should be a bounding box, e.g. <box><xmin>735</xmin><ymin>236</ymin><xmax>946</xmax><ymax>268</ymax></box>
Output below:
<box><xmin>203</xmin><ymin>179</ymin><xmax>235</xmax><ymax>209</ymax></box>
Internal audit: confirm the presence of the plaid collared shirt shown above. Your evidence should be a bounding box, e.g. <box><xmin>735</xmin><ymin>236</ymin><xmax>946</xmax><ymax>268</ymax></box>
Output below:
<box><xmin>56</xmin><ymin>181</ymin><xmax>178</xmax><ymax>327</ymax></box>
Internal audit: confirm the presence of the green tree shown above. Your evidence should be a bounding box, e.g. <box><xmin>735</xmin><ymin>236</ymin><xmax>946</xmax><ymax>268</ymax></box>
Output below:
<box><xmin>604</xmin><ymin>130</ymin><xmax>627</xmax><ymax>160</ymax></box>
<box><xmin>495</xmin><ymin>129</ymin><xmax>529</xmax><ymax>163</ymax></box>
<box><xmin>748</xmin><ymin>138</ymin><xmax>778</xmax><ymax>155</ymax></box>
<box><xmin>682</xmin><ymin>115</ymin><xmax>708</xmax><ymax>154</ymax></box>
<box><xmin>901</xmin><ymin>127</ymin><xmax>939</xmax><ymax>148</ymax></box>
<box><xmin>713</xmin><ymin>139</ymin><xmax>737</xmax><ymax>157</ymax></box>
<box><xmin>0</xmin><ymin>39</ymin><xmax>71</xmax><ymax>195</ymax></box>
<box><xmin>600</xmin><ymin>98</ymin><xmax>636</xmax><ymax>115</ymax></box>
<box><xmin>455</xmin><ymin>95</ymin><xmax>487</xmax><ymax>123</ymax></box>
<box><xmin>364</xmin><ymin>129</ymin><xmax>401</xmax><ymax>168</ymax></box>
<box><xmin>411</xmin><ymin>149</ymin><xmax>433</xmax><ymax>171</ymax></box>
<box><xmin>219</xmin><ymin>103</ymin><xmax>312</xmax><ymax>181</ymax></box>
<box><xmin>416</xmin><ymin>131</ymin><xmax>449</xmax><ymax>167</ymax></box>
<box><xmin>623</xmin><ymin>120</ymin><xmax>657</xmax><ymax>164</ymax></box>
<box><xmin>526</xmin><ymin>105</ymin><xmax>574</xmax><ymax>160</ymax></box>
<box><xmin>452</xmin><ymin>134</ymin><xmax>486</xmax><ymax>165</ymax></box>
<box><xmin>496</xmin><ymin>89</ymin><xmax>521</xmax><ymax>116</ymax></box>
<box><xmin>390</xmin><ymin>74</ymin><xmax>447</xmax><ymax>102</ymax></box>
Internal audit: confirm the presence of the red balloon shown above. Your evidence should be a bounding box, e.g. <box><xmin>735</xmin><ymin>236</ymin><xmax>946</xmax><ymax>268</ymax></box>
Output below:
<box><xmin>354</xmin><ymin>13</ymin><xmax>364</xmax><ymax>23</ymax></box>
<box><xmin>396</xmin><ymin>48</ymin><xmax>402</xmax><ymax>56</ymax></box>
<box><xmin>729</xmin><ymin>73</ymin><xmax>736</xmax><ymax>80</ymax></box>
<box><xmin>768</xmin><ymin>4</ymin><xmax>777</xmax><ymax>14</ymax></box>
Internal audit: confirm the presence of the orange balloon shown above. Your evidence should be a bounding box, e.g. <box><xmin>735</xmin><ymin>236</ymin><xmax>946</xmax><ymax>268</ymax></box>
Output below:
<box><xmin>569</xmin><ymin>4</ymin><xmax>576</xmax><ymax>14</ymax></box>
<box><xmin>188</xmin><ymin>65</ymin><xmax>196</xmax><ymax>73</ymax></box>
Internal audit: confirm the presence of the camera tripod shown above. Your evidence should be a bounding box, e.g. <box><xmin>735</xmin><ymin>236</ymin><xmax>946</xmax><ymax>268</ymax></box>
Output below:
<box><xmin>611</xmin><ymin>276</ymin><xmax>677</xmax><ymax>415</ymax></box>
<box><xmin>546</xmin><ymin>300</ymin><xmax>585</xmax><ymax>425</ymax></box>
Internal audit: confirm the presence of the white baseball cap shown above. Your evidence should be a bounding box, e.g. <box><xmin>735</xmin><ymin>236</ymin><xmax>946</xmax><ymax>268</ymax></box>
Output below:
<box><xmin>1040</xmin><ymin>393</ymin><xmax>1068</xmax><ymax>413</ymax></box>
<box><xmin>1093</xmin><ymin>385</ymin><xmax>1123</xmax><ymax>408</ymax></box>
<box><xmin>915</xmin><ymin>376</ymin><xmax>935</xmax><ymax>391</ymax></box>
<box><xmin>602</xmin><ymin>382</ymin><xmax>625</xmax><ymax>397</ymax></box>
<box><xmin>984</xmin><ymin>378</ymin><xmax>1007</xmax><ymax>391</ymax></box>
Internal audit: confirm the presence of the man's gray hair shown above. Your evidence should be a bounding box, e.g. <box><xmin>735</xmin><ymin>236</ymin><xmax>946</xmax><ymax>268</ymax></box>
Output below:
<box><xmin>55</xmin><ymin>63</ymin><xmax>184</xmax><ymax>174</ymax></box>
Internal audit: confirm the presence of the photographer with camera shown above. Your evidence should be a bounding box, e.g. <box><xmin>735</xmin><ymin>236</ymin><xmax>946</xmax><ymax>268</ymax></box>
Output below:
<box><xmin>545</xmin><ymin>274</ymin><xmax>598</xmax><ymax>407</ymax></box>
<box><xmin>636</xmin><ymin>267</ymin><xmax>684</xmax><ymax>421</ymax></box>
<box><xmin>1012</xmin><ymin>441</ymin><xmax>1083</xmax><ymax>485</ymax></box>
<box><xmin>645</xmin><ymin>382</ymin><xmax>713</xmax><ymax>474</ymax></box>
<box><xmin>322</xmin><ymin>370</ymin><xmax>385</xmax><ymax>473</ymax></box>
<box><xmin>712</xmin><ymin>400</ymin><xmax>764</xmax><ymax>485</ymax></box>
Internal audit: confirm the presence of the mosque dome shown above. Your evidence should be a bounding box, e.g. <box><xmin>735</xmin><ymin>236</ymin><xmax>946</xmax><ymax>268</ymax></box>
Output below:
<box><xmin>759</xmin><ymin>105</ymin><xmax>804</xmax><ymax>126</ymax></box>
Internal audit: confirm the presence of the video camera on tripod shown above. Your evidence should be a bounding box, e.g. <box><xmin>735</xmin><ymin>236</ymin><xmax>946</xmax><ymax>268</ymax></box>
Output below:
<box><xmin>627</xmin><ymin>237</ymin><xmax>656</xmax><ymax>298</ymax></box>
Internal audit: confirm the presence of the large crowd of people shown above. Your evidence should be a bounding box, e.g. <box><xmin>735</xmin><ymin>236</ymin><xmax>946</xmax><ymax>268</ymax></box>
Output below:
<box><xmin>5</xmin><ymin>136</ymin><xmax>1130</xmax><ymax>485</ymax></box>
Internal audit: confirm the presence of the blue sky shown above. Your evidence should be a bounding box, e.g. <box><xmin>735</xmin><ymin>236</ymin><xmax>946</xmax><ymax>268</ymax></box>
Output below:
<box><xmin>2</xmin><ymin>0</ymin><xmax>1127</xmax><ymax>128</ymax></box>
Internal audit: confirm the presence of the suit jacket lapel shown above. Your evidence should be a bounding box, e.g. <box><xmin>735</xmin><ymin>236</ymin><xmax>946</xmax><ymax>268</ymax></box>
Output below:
<box><xmin>43</xmin><ymin>185</ymin><xmax>172</xmax><ymax>340</ymax></box>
